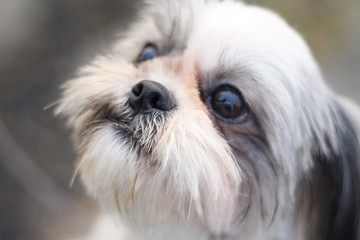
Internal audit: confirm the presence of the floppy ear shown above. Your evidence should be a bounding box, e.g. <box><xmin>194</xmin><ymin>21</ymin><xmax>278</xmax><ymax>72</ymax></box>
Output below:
<box><xmin>299</xmin><ymin>101</ymin><xmax>360</xmax><ymax>240</ymax></box>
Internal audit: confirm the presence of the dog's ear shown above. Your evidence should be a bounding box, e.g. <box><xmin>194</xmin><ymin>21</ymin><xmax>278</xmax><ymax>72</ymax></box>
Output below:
<box><xmin>301</xmin><ymin>101</ymin><xmax>360</xmax><ymax>240</ymax></box>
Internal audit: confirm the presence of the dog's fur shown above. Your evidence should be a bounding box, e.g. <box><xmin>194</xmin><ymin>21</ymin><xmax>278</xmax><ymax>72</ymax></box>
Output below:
<box><xmin>56</xmin><ymin>0</ymin><xmax>360</xmax><ymax>239</ymax></box>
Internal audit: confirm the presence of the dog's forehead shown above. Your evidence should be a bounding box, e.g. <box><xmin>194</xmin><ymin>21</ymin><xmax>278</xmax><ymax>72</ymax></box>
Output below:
<box><xmin>185</xmin><ymin>2</ymin><xmax>304</xmax><ymax>74</ymax></box>
<box><xmin>138</xmin><ymin>1</ymin><xmax>298</xmax><ymax>53</ymax></box>
<box><xmin>139</xmin><ymin>1</ymin><xmax>313</xmax><ymax>85</ymax></box>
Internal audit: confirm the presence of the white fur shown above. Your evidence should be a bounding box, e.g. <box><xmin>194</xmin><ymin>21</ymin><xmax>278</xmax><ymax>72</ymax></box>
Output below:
<box><xmin>56</xmin><ymin>1</ymin><xmax>359</xmax><ymax>239</ymax></box>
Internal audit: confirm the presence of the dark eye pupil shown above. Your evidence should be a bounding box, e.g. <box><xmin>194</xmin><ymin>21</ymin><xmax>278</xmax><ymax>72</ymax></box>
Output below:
<box><xmin>137</xmin><ymin>44</ymin><xmax>158</xmax><ymax>62</ymax></box>
<box><xmin>211</xmin><ymin>87</ymin><xmax>245</xmax><ymax>120</ymax></box>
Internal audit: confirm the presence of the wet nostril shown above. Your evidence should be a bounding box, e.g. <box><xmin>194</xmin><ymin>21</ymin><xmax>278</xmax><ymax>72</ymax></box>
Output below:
<box><xmin>150</xmin><ymin>94</ymin><xmax>160</xmax><ymax>108</ymax></box>
<box><xmin>132</xmin><ymin>83</ymin><xmax>143</xmax><ymax>97</ymax></box>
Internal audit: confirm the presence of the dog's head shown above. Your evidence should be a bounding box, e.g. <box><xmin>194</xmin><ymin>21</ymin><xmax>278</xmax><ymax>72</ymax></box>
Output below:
<box><xmin>56</xmin><ymin>0</ymin><xmax>359</xmax><ymax>237</ymax></box>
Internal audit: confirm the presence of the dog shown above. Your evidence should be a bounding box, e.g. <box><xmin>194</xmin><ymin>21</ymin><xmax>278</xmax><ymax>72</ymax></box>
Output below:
<box><xmin>56</xmin><ymin>0</ymin><xmax>360</xmax><ymax>239</ymax></box>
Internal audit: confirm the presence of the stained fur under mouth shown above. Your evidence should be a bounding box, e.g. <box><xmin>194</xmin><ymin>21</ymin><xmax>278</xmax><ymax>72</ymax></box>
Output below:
<box><xmin>86</xmin><ymin>99</ymin><xmax>173</xmax><ymax>155</ymax></box>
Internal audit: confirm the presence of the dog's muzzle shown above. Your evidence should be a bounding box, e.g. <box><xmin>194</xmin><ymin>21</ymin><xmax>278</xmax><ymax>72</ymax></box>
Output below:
<box><xmin>128</xmin><ymin>80</ymin><xmax>176</xmax><ymax>114</ymax></box>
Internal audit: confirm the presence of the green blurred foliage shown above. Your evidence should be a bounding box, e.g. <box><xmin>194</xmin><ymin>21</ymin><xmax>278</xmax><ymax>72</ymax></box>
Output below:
<box><xmin>249</xmin><ymin>0</ymin><xmax>360</xmax><ymax>61</ymax></box>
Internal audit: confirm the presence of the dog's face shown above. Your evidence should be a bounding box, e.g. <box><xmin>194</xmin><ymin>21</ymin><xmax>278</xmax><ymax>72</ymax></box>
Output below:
<box><xmin>56</xmin><ymin>0</ymin><xmax>352</xmax><ymax>237</ymax></box>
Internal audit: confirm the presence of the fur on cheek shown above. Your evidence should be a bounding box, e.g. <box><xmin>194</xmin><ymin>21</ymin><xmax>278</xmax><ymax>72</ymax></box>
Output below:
<box><xmin>78</xmin><ymin>109</ymin><xmax>241</xmax><ymax>233</ymax></box>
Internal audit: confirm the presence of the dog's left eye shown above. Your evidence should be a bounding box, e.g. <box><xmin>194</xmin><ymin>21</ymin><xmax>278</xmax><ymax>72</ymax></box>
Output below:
<box><xmin>137</xmin><ymin>44</ymin><xmax>159</xmax><ymax>63</ymax></box>
<box><xmin>209</xmin><ymin>85</ymin><xmax>248</xmax><ymax>122</ymax></box>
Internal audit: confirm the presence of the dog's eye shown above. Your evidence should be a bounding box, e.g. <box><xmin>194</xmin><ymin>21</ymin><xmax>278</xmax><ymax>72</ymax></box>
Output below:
<box><xmin>210</xmin><ymin>85</ymin><xmax>248</xmax><ymax>122</ymax></box>
<box><xmin>137</xmin><ymin>44</ymin><xmax>159</xmax><ymax>63</ymax></box>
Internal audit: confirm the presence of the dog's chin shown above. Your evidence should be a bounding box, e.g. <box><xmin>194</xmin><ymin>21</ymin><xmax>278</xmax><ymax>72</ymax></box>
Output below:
<box><xmin>77</xmin><ymin>106</ymin><xmax>241</xmax><ymax>233</ymax></box>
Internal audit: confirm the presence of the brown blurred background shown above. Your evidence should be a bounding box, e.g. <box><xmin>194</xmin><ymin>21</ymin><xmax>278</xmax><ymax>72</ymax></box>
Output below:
<box><xmin>0</xmin><ymin>0</ymin><xmax>359</xmax><ymax>239</ymax></box>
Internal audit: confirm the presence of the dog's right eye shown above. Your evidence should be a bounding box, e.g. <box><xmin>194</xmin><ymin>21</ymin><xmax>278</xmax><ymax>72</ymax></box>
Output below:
<box><xmin>137</xmin><ymin>44</ymin><xmax>159</xmax><ymax>63</ymax></box>
<box><xmin>209</xmin><ymin>85</ymin><xmax>248</xmax><ymax>123</ymax></box>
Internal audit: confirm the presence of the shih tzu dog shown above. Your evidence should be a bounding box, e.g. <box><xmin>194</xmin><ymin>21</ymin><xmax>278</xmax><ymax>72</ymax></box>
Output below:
<box><xmin>56</xmin><ymin>0</ymin><xmax>360</xmax><ymax>239</ymax></box>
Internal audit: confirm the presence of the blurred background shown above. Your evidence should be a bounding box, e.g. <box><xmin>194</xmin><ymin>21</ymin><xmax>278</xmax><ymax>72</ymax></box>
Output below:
<box><xmin>0</xmin><ymin>0</ymin><xmax>359</xmax><ymax>239</ymax></box>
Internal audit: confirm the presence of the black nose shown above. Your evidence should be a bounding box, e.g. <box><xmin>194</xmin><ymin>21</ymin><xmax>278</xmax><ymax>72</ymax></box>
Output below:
<box><xmin>128</xmin><ymin>80</ymin><xmax>176</xmax><ymax>114</ymax></box>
